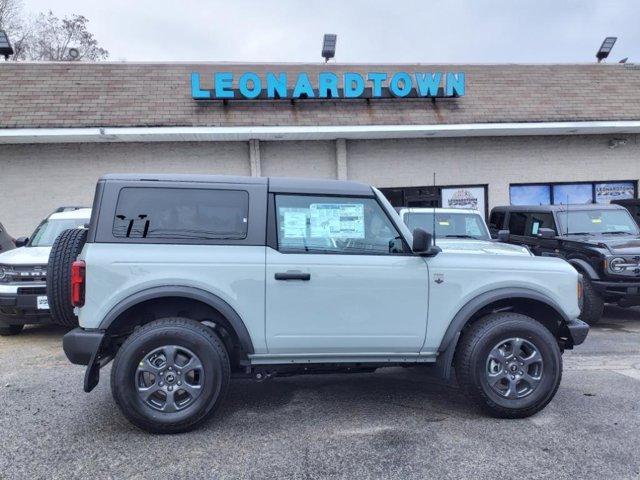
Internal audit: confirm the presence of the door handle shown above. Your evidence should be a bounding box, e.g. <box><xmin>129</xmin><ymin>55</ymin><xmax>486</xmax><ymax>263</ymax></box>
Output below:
<box><xmin>274</xmin><ymin>272</ymin><xmax>311</xmax><ymax>281</ymax></box>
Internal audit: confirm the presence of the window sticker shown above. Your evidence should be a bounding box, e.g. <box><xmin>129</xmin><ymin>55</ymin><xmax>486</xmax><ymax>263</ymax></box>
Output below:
<box><xmin>591</xmin><ymin>218</ymin><xmax>602</xmax><ymax>224</ymax></box>
<box><xmin>465</xmin><ymin>217</ymin><xmax>482</xmax><ymax>236</ymax></box>
<box><xmin>281</xmin><ymin>209</ymin><xmax>308</xmax><ymax>238</ymax></box>
<box><xmin>438</xmin><ymin>221</ymin><xmax>450</xmax><ymax>226</ymax></box>
<box><xmin>309</xmin><ymin>203</ymin><xmax>365</xmax><ymax>238</ymax></box>
<box><xmin>531</xmin><ymin>222</ymin><xmax>540</xmax><ymax>235</ymax></box>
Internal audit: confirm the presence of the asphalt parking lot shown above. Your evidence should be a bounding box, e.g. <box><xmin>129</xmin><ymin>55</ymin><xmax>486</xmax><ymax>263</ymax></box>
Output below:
<box><xmin>1</xmin><ymin>307</ymin><xmax>640</xmax><ymax>480</ymax></box>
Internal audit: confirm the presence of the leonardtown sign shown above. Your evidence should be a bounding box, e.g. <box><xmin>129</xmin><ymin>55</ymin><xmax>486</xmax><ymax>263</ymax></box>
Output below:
<box><xmin>191</xmin><ymin>70</ymin><xmax>466</xmax><ymax>101</ymax></box>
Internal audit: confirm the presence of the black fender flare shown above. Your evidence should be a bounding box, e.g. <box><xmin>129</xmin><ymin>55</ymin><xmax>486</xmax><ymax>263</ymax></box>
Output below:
<box><xmin>434</xmin><ymin>287</ymin><xmax>571</xmax><ymax>380</ymax></box>
<box><xmin>438</xmin><ymin>287</ymin><xmax>570</xmax><ymax>353</ymax></box>
<box><xmin>99</xmin><ymin>285</ymin><xmax>255</xmax><ymax>354</ymax></box>
<box><xmin>566</xmin><ymin>258</ymin><xmax>600</xmax><ymax>280</ymax></box>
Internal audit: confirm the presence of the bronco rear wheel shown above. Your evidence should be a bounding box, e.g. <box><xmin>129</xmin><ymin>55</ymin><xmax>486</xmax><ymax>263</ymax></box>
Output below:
<box><xmin>455</xmin><ymin>312</ymin><xmax>562</xmax><ymax>418</ymax></box>
<box><xmin>111</xmin><ymin>317</ymin><xmax>230</xmax><ymax>434</ymax></box>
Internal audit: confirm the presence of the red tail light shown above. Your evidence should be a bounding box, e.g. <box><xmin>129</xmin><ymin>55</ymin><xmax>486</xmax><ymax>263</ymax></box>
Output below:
<box><xmin>71</xmin><ymin>260</ymin><xmax>86</xmax><ymax>307</ymax></box>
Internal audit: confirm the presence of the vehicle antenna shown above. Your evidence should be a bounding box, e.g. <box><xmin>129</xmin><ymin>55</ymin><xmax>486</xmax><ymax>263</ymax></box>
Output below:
<box><xmin>566</xmin><ymin>195</ymin><xmax>569</xmax><ymax>235</ymax></box>
<box><xmin>433</xmin><ymin>172</ymin><xmax>437</xmax><ymax>246</ymax></box>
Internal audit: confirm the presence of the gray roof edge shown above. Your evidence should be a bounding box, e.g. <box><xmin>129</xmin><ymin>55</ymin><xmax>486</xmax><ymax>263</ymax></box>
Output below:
<box><xmin>98</xmin><ymin>173</ymin><xmax>373</xmax><ymax>196</ymax></box>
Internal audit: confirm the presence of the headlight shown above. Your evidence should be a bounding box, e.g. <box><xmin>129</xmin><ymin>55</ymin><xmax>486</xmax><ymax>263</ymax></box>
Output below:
<box><xmin>608</xmin><ymin>257</ymin><xmax>626</xmax><ymax>272</ymax></box>
<box><xmin>0</xmin><ymin>266</ymin><xmax>5</xmax><ymax>280</ymax></box>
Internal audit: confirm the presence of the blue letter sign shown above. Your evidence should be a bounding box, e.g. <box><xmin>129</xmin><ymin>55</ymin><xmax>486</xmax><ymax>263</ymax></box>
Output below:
<box><xmin>191</xmin><ymin>70</ymin><xmax>466</xmax><ymax>100</ymax></box>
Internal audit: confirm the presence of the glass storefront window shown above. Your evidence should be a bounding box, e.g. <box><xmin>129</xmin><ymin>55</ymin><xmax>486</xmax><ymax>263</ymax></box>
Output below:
<box><xmin>509</xmin><ymin>185</ymin><xmax>551</xmax><ymax>205</ymax></box>
<box><xmin>552</xmin><ymin>184</ymin><xmax>593</xmax><ymax>205</ymax></box>
<box><xmin>595</xmin><ymin>182</ymin><xmax>635</xmax><ymax>204</ymax></box>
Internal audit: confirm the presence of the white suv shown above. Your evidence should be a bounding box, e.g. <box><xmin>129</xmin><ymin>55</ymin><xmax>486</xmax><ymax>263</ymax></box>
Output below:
<box><xmin>398</xmin><ymin>207</ymin><xmax>531</xmax><ymax>256</ymax></box>
<box><xmin>52</xmin><ymin>175</ymin><xmax>588</xmax><ymax>433</ymax></box>
<box><xmin>0</xmin><ymin>207</ymin><xmax>91</xmax><ymax>335</ymax></box>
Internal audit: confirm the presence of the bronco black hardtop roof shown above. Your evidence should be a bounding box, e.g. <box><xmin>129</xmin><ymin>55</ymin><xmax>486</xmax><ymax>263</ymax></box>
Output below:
<box><xmin>492</xmin><ymin>203</ymin><xmax>627</xmax><ymax>214</ymax></box>
<box><xmin>99</xmin><ymin>174</ymin><xmax>373</xmax><ymax>197</ymax></box>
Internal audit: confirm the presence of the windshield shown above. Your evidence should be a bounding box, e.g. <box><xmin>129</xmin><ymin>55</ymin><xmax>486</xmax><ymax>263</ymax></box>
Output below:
<box><xmin>403</xmin><ymin>212</ymin><xmax>490</xmax><ymax>240</ymax></box>
<box><xmin>556</xmin><ymin>209</ymin><xmax>640</xmax><ymax>236</ymax></box>
<box><xmin>29</xmin><ymin>218</ymin><xmax>89</xmax><ymax>247</ymax></box>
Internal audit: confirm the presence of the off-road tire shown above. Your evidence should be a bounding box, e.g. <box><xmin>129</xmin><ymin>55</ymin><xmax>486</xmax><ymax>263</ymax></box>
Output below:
<box><xmin>111</xmin><ymin>317</ymin><xmax>230</xmax><ymax>434</ymax></box>
<box><xmin>0</xmin><ymin>323</ymin><xmax>24</xmax><ymax>336</ymax></box>
<box><xmin>454</xmin><ymin>312</ymin><xmax>562</xmax><ymax>418</ymax></box>
<box><xmin>47</xmin><ymin>228</ymin><xmax>87</xmax><ymax>327</ymax></box>
<box><xmin>579</xmin><ymin>277</ymin><xmax>604</xmax><ymax>325</ymax></box>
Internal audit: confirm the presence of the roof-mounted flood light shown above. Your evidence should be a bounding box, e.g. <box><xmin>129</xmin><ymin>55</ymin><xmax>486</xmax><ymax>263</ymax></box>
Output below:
<box><xmin>322</xmin><ymin>34</ymin><xmax>337</xmax><ymax>63</ymax></box>
<box><xmin>596</xmin><ymin>36</ymin><xmax>617</xmax><ymax>62</ymax></box>
<box><xmin>0</xmin><ymin>30</ymin><xmax>14</xmax><ymax>60</ymax></box>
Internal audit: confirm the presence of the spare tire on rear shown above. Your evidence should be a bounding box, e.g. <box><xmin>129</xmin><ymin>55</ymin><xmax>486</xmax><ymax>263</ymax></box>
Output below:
<box><xmin>47</xmin><ymin>228</ymin><xmax>88</xmax><ymax>327</ymax></box>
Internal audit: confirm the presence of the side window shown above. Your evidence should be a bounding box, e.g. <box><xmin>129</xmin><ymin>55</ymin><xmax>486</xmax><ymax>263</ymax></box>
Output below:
<box><xmin>275</xmin><ymin>195</ymin><xmax>405</xmax><ymax>255</ymax></box>
<box><xmin>527</xmin><ymin>213</ymin><xmax>555</xmax><ymax>236</ymax></box>
<box><xmin>113</xmin><ymin>187</ymin><xmax>248</xmax><ymax>240</ymax></box>
<box><xmin>489</xmin><ymin>211</ymin><xmax>505</xmax><ymax>230</ymax></box>
<box><xmin>508</xmin><ymin>212</ymin><xmax>528</xmax><ymax>236</ymax></box>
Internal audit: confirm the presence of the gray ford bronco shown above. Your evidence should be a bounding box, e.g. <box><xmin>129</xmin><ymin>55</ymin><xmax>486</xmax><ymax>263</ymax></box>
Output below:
<box><xmin>53</xmin><ymin>174</ymin><xmax>588</xmax><ymax>433</ymax></box>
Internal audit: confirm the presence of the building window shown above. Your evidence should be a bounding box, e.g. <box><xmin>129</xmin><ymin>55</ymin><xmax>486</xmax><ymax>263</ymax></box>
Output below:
<box><xmin>595</xmin><ymin>182</ymin><xmax>636</xmax><ymax>204</ymax></box>
<box><xmin>510</xmin><ymin>181</ymin><xmax>637</xmax><ymax>206</ymax></box>
<box><xmin>509</xmin><ymin>185</ymin><xmax>551</xmax><ymax>205</ymax></box>
<box><xmin>552</xmin><ymin>184</ymin><xmax>593</xmax><ymax>205</ymax></box>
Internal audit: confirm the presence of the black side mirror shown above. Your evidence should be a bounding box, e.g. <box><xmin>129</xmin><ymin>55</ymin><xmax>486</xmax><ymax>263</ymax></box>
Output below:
<box><xmin>14</xmin><ymin>236</ymin><xmax>29</xmax><ymax>247</ymax></box>
<box><xmin>538</xmin><ymin>228</ymin><xmax>556</xmax><ymax>239</ymax></box>
<box><xmin>412</xmin><ymin>228</ymin><xmax>441</xmax><ymax>256</ymax></box>
<box><xmin>497</xmin><ymin>230</ymin><xmax>510</xmax><ymax>242</ymax></box>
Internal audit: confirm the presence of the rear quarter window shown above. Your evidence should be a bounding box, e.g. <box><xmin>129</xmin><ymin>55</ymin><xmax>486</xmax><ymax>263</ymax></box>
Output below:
<box><xmin>112</xmin><ymin>187</ymin><xmax>249</xmax><ymax>240</ymax></box>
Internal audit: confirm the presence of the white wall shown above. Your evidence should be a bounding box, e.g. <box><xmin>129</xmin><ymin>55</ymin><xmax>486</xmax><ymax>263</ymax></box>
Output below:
<box><xmin>0</xmin><ymin>142</ymin><xmax>249</xmax><ymax>236</ymax></box>
<box><xmin>1</xmin><ymin>134</ymin><xmax>638</xmax><ymax>236</ymax></box>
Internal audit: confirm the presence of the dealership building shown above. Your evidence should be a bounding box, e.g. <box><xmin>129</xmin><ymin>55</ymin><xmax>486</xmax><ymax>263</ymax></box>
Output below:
<box><xmin>1</xmin><ymin>61</ymin><xmax>640</xmax><ymax>236</ymax></box>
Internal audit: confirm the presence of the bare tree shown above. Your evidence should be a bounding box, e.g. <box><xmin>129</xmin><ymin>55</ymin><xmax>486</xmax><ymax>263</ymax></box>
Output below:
<box><xmin>0</xmin><ymin>0</ymin><xmax>31</xmax><ymax>60</ymax></box>
<box><xmin>30</xmin><ymin>11</ymin><xmax>108</xmax><ymax>61</ymax></box>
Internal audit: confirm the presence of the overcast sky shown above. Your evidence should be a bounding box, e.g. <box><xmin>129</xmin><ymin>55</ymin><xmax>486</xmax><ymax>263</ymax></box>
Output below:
<box><xmin>22</xmin><ymin>0</ymin><xmax>639</xmax><ymax>63</ymax></box>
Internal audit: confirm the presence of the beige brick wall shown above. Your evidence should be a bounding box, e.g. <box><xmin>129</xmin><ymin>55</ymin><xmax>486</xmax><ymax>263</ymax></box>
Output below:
<box><xmin>260</xmin><ymin>141</ymin><xmax>337</xmax><ymax>178</ymax></box>
<box><xmin>0</xmin><ymin>142</ymin><xmax>250</xmax><ymax>236</ymax></box>
<box><xmin>1</xmin><ymin>134</ymin><xmax>638</xmax><ymax>236</ymax></box>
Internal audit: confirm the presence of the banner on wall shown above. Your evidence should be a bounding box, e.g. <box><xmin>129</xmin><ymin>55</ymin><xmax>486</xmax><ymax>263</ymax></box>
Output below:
<box><xmin>595</xmin><ymin>182</ymin><xmax>635</xmax><ymax>204</ymax></box>
<box><xmin>441</xmin><ymin>187</ymin><xmax>486</xmax><ymax>219</ymax></box>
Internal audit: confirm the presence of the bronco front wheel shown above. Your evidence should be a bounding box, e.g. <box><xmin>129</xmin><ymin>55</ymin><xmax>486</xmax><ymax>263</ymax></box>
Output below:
<box><xmin>454</xmin><ymin>312</ymin><xmax>562</xmax><ymax>418</ymax></box>
<box><xmin>110</xmin><ymin>317</ymin><xmax>230</xmax><ymax>434</ymax></box>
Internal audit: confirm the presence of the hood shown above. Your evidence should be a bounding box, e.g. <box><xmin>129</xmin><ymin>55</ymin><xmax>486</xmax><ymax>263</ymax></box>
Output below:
<box><xmin>563</xmin><ymin>235</ymin><xmax>640</xmax><ymax>254</ymax></box>
<box><xmin>436</xmin><ymin>239</ymin><xmax>531</xmax><ymax>256</ymax></box>
<box><xmin>0</xmin><ymin>246</ymin><xmax>51</xmax><ymax>266</ymax></box>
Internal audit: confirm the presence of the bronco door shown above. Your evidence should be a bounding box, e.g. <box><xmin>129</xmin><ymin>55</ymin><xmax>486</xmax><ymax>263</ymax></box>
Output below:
<box><xmin>265</xmin><ymin>193</ymin><xmax>429</xmax><ymax>354</ymax></box>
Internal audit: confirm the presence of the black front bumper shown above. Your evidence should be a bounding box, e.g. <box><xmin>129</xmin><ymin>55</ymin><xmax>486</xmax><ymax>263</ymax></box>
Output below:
<box><xmin>63</xmin><ymin>328</ymin><xmax>111</xmax><ymax>392</ymax></box>
<box><xmin>564</xmin><ymin>317</ymin><xmax>589</xmax><ymax>346</ymax></box>
<box><xmin>0</xmin><ymin>290</ymin><xmax>50</xmax><ymax>324</ymax></box>
<box><xmin>592</xmin><ymin>280</ymin><xmax>640</xmax><ymax>303</ymax></box>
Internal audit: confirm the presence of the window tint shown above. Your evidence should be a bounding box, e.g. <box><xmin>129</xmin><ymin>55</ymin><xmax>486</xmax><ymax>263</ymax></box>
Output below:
<box><xmin>489</xmin><ymin>211</ymin><xmax>505</xmax><ymax>229</ymax></box>
<box><xmin>527</xmin><ymin>212</ymin><xmax>556</xmax><ymax>236</ymax></box>
<box><xmin>508</xmin><ymin>212</ymin><xmax>528</xmax><ymax>236</ymax></box>
<box><xmin>276</xmin><ymin>195</ymin><xmax>405</xmax><ymax>255</ymax></box>
<box><xmin>113</xmin><ymin>188</ymin><xmax>248</xmax><ymax>240</ymax></box>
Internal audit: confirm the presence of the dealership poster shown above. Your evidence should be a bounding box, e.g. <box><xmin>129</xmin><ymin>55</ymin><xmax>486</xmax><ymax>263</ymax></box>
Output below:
<box><xmin>309</xmin><ymin>203</ymin><xmax>365</xmax><ymax>238</ymax></box>
<box><xmin>441</xmin><ymin>187</ymin><xmax>486</xmax><ymax>219</ymax></box>
<box><xmin>595</xmin><ymin>182</ymin><xmax>635</xmax><ymax>204</ymax></box>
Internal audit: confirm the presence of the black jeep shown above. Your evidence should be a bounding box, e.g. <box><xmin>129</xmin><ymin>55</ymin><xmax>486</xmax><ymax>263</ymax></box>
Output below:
<box><xmin>489</xmin><ymin>204</ymin><xmax>640</xmax><ymax>324</ymax></box>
